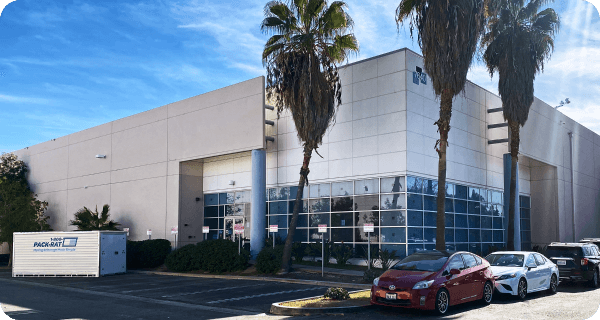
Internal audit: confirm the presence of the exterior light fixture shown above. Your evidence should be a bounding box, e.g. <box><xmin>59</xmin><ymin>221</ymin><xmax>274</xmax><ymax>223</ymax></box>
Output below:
<box><xmin>95</xmin><ymin>154</ymin><xmax>107</xmax><ymax>159</ymax></box>
<box><xmin>228</xmin><ymin>180</ymin><xmax>235</xmax><ymax>186</ymax></box>
<box><xmin>555</xmin><ymin>98</ymin><xmax>570</xmax><ymax>109</ymax></box>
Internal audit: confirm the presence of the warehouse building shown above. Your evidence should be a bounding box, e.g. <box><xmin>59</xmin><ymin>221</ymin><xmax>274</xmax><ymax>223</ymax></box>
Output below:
<box><xmin>6</xmin><ymin>48</ymin><xmax>600</xmax><ymax>258</ymax></box>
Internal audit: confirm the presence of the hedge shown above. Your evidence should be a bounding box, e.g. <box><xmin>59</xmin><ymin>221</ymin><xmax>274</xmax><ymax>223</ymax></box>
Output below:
<box><xmin>165</xmin><ymin>239</ymin><xmax>249</xmax><ymax>273</ymax></box>
<box><xmin>256</xmin><ymin>245</ymin><xmax>285</xmax><ymax>274</ymax></box>
<box><xmin>126</xmin><ymin>239</ymin><xmax>172</xmax><ymax>269</ymax></box>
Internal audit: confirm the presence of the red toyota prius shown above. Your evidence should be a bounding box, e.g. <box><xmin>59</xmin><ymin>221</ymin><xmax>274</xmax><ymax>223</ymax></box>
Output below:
<box><xmin>371</xmin><ymin>250</ymin><xmax>495</xmax><ymax>315</ymax></box>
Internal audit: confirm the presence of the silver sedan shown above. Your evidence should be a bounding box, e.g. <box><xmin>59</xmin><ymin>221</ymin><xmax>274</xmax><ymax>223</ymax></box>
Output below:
<box><xmin>485</xmin><ymin>251</ymin><xmax>559</xmax><ymax>299</ymax></box>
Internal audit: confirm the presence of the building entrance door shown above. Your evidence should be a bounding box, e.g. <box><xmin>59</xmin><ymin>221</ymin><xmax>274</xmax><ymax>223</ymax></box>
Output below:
<box><xmin>224</xmin><ymin>217</ymin><xmax>244</xmax><ymax>241</ymax></box>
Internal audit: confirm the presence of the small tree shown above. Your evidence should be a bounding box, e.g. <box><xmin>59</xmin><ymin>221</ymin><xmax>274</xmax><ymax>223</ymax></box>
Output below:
<box><xmin>0</xmin><ymin>153</ymin><xmax>52</xmax><ymax>267</ymax></box>
<box><xmin>70</xmin><ymin>204</ymin><xmax>120</xmax><ymax>231</ymax></box>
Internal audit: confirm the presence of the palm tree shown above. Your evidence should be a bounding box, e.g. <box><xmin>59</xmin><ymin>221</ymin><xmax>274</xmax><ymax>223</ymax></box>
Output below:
<box><xmin>70</xmin><ymin>204</ymin><xmax>121</xmax><ymax>231</ymax></box>
<box><xmin>396</xmin><ymin>0</ymin><xmax>486</xmax><ymax>251</ymax></box>
<box><xmin>261</xmin><ymin>0</ymin><xmax>358</xmax><ymax>272</ymax></box>
<box><xmin>482</xmin><ymin>0</ymin><xmax>559</xmax><ymax>250</ymax></box>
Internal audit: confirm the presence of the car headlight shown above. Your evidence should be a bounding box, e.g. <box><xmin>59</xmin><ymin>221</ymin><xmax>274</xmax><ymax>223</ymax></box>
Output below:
<box><xmin>412</xmin><ymin>280</ymin><xmax>435</xmax><ymax>290</ymax></box>
<box><xmin>496</xmin><ymin>273</ymin><xmax>517</xmax><ymax>281</ymax></box>
<box><xmin>373</xmin><ymin>277</ymin><xmax>380</xmax><ymax>286</ymax></box>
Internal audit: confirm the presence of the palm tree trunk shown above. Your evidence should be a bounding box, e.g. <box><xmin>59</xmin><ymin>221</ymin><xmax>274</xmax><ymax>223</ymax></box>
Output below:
<box><xmin>435</xmin><ymin>89</ymin><xmax>453</xmax><ymax>251</ymax></box>
<box><xmin>281</xmin><ymin>145</ymin><xmax>313</xmax><ymax>273</ymax></box>
<box><xmin>507</xmin><ymin>120</ymin><xmax>520</xmax><ymax>251</ymax></box>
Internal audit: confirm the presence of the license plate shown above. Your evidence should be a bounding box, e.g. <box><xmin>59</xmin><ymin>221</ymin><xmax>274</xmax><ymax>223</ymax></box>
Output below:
<box><xmin>386</xmin><ymin>293</ymin><xmax>397</xmax><ymax>300</ymax></box>
<box><xmin>557</xmin><ymin>260</ymin><xmax>566</xmax><ymax>265</ymax></box>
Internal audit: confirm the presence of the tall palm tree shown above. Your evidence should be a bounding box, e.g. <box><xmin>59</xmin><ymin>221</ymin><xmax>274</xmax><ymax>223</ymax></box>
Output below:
<box><xmin>261</xmin><ymin>0</ymin><xmax>358</xmax><ymax>272</ymax></box>
<box><xmin>70</xmin><ymin>204</ymin><xmax>121</xmax><ymax>231</ymax></box>
<box><xmin>482</xmin><ymin>0</ymin><xmax>559</xmax><ymax>250</ymax></box>
<box><xmin>396</xmin><ymin>0</ymin><xmax>486</xmax><ymax>251</ymax></box>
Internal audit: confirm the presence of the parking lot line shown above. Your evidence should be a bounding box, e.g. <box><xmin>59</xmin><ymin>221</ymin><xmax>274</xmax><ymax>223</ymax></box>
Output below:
<box><xmin>161</xmin><ymin>283</ymin><xmax>269</xmax><ymax>298</ymax></box>
<box><xmin>206</xmin><ymin>287</ymin><xmax>325</xmax><ymax>304</ymax></box>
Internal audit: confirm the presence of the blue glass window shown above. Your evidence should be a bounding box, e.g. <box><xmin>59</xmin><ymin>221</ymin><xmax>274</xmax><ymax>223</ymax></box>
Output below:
<box><xmin>331</xmin><ymin>196</ymin><xmax>353</xmax><ymax>212</ymax></box>
<box><xmin>204</xmin><ymin>206</ymin><xmax>219</xmax><ymax>218</ymax></box>
<box><xmin>520</xmin><ymin>219</ymin><xmax>530</xmax><ymax>231</ymax></box>
<box><xmin>424</xmin><ymin>244</ymin><xmax>436</xmax><ymax>251</ymax></box>
<box><xmin>269</xmin><ymin>201</ymin><xmax>288</xmax><ymax>215</ymax></box>
<box><xmin>445</xmin><ymin>229</ymin><xmax>454</xmax><ymax>242</ymax></box>
<box><xmin>355</xmin><ymin>212</ymin><xmax>379</xmax><ymax>227</ymax></box>
<box><xmin>219</xmin><ymin>192</ymin><xmax>235</xmax><ymax>204</ymax></box>
<box><xmin>289</xmin><ymin>186</ymin><xmax>309</xmax><ymax>200</ymax></box>
<box><xmin>493</xmin><ymin>204</ymin><xmax>503</xmax><ymax>217</ymax></box>
<box><xmin>455</xmin><ymin>185</ymin><xmax>468</xmax><ymax>199</ymax></box>
<box><xmin>381</xmin><ymin>177</ymin><xmax>405</xmax><ymax>193</ymax></box>
<box><xmin>468</xmin><ymin>215</ymin><xmax>480</xmax><ymax>229</ymax></box>
<box><xmin>269</xmin><ymin>215</ymin><xmax>287</xmax><ymax>229</ymax></box>
<box><xmin>380</xmin><ymin>194</ymin><xmax>406</xmax><ymax>210</ymax></box>
<box><xmin>289</xmin><ymin>214</ymin><xmax>309</xmax><ymax>228</ymax></box>
<box><xmin>492</xmin><ymin>191</ymin><xmax>502</xmax><ymax>204</ymax></box>
<box><xmin>269</xmin><ymin>187</ymin><xmax>289</xmax><ymax>200</ymax></box>
<box><xmin>424</xmin><ymin>196</ymin><xmax>436</xmax><ymax>211</ymax></box>
<box><xmin>355</xmin><ymin>228</ymin><xmax>379</xmax><ymax>242</ymax></box>
<box><xmin>454</xmin><ymin>200</ymin><xmax>467</xmax><ymax>213</ymax></box>
<box><xmin>289</xmin><ymin>200</ymin><xmax>308</xmax><ymax>214</ymax></box>
<box><xmin>354</xmin><ymin>195</ymin><xmax>380</xmax><ymax>211</ymax></box>
<box><xmin>520</xmin><ymin>196</ymin><xmax>531</xmax><ymax>208</ymax></box>
<box><xmin>407</xmin><ymin>176</ymin><xmax>423</xmax><ymax>193</ymax></box>
<box><xmin>455</xmin><ymin>229</ymin><xmax>468</xmax><ymax>242</ymax></box>
<box><xmin>520</xmin><ymin>208</ymin><xmax>530</xmax><ymax>219</ymax></box>
<box><xmin>407</xmin><ymin>228</ymin><xmax>424</xmax><ymax>243</ymax></box>
<box><xmin>481</xmin><ymin>230</ymin><xmax>492</xmax><ymax>242</ymax></box>
<box><xmin>408</xmin><ymin>244</ymin><xmax>424</xmax><ymax>255</ymax></box>
<box><xmin>309</xmin><ymin>213</ymin><xmax>330</xmax><ymax>227</ymax></box>
<box><xmin>455</xmin><ymin>214</ymin><xmax>468</xmax><ymax>228</ymax></box>
<box><xmin>332</xmin><ymin>181</ymin><xmax>353</xmax><ymax>196</ymax></box>
<box><xmin>203</xmin><ymin>218</ymin><xmax>219</xmax><ymax>229</ymax></box>
<box><xmin>481</xmin><ymin>203</ymin><xmax>492</xmax><ymax>215</ymax></box>
<box><xmin>380</xmin><ymin>211</ymin><xmax>406</xmax><ymax>226</ymax></box>
<box><xmin>293</xmin><ymin>229</ymin><xmax>308</xmax><ymax>242</ymax></box>
<box><xmin>468</xmin><ymin>187</ymin><xmax>480</xmax><ymax>201</ymax></box>
<box><xmin>407</xmin><ymin>211</ymin><xmax>423</xmax><ymax>226</ymax></box>
<box><xmin>309</xmin><ymin>198</ymin><xmax>330</xmax><ymax>213</ymax></box>
<box><xmin>407</xmin><ymin>194</ymin><xmax>423</xmax><ymax>210</ymax></box>
<box><xmin>468</xmin><ymin>201</ymin><xmax>480</xmax><ymax>215</ymax></box>
<box><xmin>445</xmin><ymin>198</ymin><xmax>454</xmax><ymax>212</ymax></box>
<box><xmin>382</xmin><ymin>244</ymin><xmax>406</xmax><ymax>259</ymax></box>
<box><xmin>469</xmin><ymin>243</ymin><xmax>481</xmax><ymax>255</ymax></box>
<box><xmin>493</xmin><ymin>230</ymin><xmax>503</xmax><ymax>243</ymax></box>
<box><xmin>445</xmin><ymin>213</ymin><xmax>454</xmax><ymax>228</ymax></box>
<box><xmin>331</xmin><ymin>228</ymin><xmax>353</xmax><ymax>242</ymax></box>
<box><xmin>331</xmin><ymin>212</ymin><xmax>353</xmax><ymax>227</ymax></box>
<box><xmin>424</xmin><ymin>180</ymin><xmax>438</xmax><ymax>195</ymax></box>
<box><xmin>423</xmin><ymin>228</ymin><xmax>436</xmax><ymax>243</ymax></box>
<box><xmin>456</xmin><ymin>243</ymin><xmax>469</xmax><ymax>251</ymax></box>
<box><xmin>381</xmin><ymin>227</ymin><xmax>406</xmax><ymax>243</ymax></box>
<box><xmin>469</xmin><ymin>230</ymin><xmax>480</xmax><ymax>242</ymax></box>
<box><xmin>481</xmin><ymin>216</ymin><xmax>492</xmax><ymax>229</ymax></box>
<box><xmin>204</xmin><ymin>194</ymin><xmax>218</xmax><ymax>206</ymax></box>
<box><xmin>521</xmin><ymin>231</ymin><xmax>531</xmax><ymax>243</ymax></box>
<box><xmin>424</xmin><ymin>212</ymin><xmax>436</xmax><ymax>227</ymax></box>
<box><xmin>493</xmin><ymin>217</ymin><xmax>503</xmax><ymax>229</ymax></box>
<box><xmin>445</xmin><ymin>183</ymin><xmax>455</xmax><ymax>198</ymax></box>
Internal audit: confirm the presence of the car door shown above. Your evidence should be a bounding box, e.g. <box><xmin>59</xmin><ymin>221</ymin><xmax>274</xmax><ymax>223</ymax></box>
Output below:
<box><xmin>443</xmin><ymin>254</ymin><xmax>468</xmax><ymax>305</ymax></box>
<box><xmin>533</xmin><ymin>253</ymin><xmax>551</xmax><ymax>289</ymax></box>
<box><xmin>460</xmin><ymin>254</ymin><xmax>482</xmax><ymax>301</ymax></box>
<box><xmin>525</xmin><ymin>254</ymin><xmax>542</xmax><ymax>291</ymax></box>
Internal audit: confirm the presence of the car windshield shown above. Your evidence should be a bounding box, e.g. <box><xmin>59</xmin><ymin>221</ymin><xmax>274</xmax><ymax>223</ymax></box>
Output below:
<box><xmin>485</xmin><ymin>254</ymin><xmax>525</xmax><ymax>267</ymax></box>
<box><xmin>391</xmin><ymin>254</ymin><xmax>449</xmax><ymax>272</ymax></box>
<box><xmin>546</xmin><ymin>247</ymin><xmax>582</xmax><ymax>258</ymax></box>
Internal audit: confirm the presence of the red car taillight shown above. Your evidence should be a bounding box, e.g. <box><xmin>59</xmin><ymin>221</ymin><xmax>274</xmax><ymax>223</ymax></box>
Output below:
<box><xmin>581</xmin><ymin>258</ymin><xmax>589</xmax><ymax>266</ymax></box>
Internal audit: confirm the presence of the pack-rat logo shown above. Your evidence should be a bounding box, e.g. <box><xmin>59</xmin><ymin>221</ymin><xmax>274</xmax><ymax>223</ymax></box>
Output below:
<box><xmin>33</xmin><ymin>237</ymin><xmax>78</xmax><ymax>248</ymax></box>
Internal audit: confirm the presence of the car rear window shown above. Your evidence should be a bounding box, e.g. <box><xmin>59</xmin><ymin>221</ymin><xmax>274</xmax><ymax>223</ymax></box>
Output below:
<box><xmin>392</xmin><ymin>254</ymin><xmax>449</xmax><ymax>272</ymax></box>
<box><xmin>485</xmin><ymin>254</ymin><xmax>524</xmax><ymax>267</ymax></box>
<box><xmin>546</xmin><ymin>247</ymin><xmax>583</xmax><ymax>258</ymax></box>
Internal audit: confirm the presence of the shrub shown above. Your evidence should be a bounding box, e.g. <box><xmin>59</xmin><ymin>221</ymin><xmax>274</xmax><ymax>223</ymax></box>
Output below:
<box><xmin>127</xmin><ymin>239</ymin><xmax>172</xmax><ymax>269</ymax></box>
<box><xmin>196</xmin><ymin>239</ymin><xmax>249</xmax><ymax>273</ymax></box>
<box><xmin>165</xmin><ymin>244</ymin><xmax>201</xmax><ymax>272</ymax></box>
<box><xmin>324</xmin><ymin>287</ymin><xmax>350</xmax><ymax>300</ymax></box>
<box><xmin>305</xmin><ymin>243</ymin><xmax>321</xmax><ymax>261</ymax></box>
<box><xmin>331</xmin><ymin>244</ymin><xmax>353</xmax><ymax>266</ymax></box>
<box><xmin>292</xmin><ymin>242</ymin><xmax>307</xmax><ymax>262</ymax></box>
<box><xmin>378</xmin><ymin>248</ymin><xmax>398</xmax><ymax>271</ymax></box>
<box><xmin>363</xmin><ymin>268</ymin><xmax>383</xmax><ymax>284</ymax></box>
<box><xmin>256</xmin><ymin>245</ymin><xmax>284</xmax><ymax>274</ymax></box>
<box><xmin>532</xmin><ymin>244</ymin><xmax>547</xmax><ymax>255</ymax></box>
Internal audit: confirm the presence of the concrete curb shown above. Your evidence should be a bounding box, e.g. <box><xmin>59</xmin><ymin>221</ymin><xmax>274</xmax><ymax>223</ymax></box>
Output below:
<box><xmin>129</xmin><ymin>270</ymin><xmax>371</xmax><ymax>290</ymax></box>
<box><xmin>269</xmin><ymin>290</ymin><xmax>373</xmax><ymax>316</ymax></box>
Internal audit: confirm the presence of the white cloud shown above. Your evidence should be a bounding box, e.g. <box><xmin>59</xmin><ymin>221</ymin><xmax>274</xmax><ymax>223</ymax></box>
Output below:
<box><xmin>0</xmin><ymin>93</ymin><xmax>52</xmax><ymax>105</ymax></box>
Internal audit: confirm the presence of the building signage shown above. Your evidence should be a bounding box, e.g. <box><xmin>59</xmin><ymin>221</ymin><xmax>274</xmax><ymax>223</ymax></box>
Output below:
<box><xmin>202</xmin><ymin>226</ymin><xmax>210</xmax><ymax>234</ymax></box>
<box><xmin>234</xmin><ymin>224</ymin><xmax>244</xmax><ymax>235</ymax></box>
<box><xmin>269</xmin><ymin>225</ymin><xmax>278</xmax><ymax>233</ymax></box>
<box><xmin>123</xmin><ymin>228</ymin><xmax>129</xmax><ymax>236</ymax></box>
<box><xmin>171</xmin><ymin>227</ymin><xmax>178</xmax><ymax>235</ymax></box>
<box><xmin>318</xmin><ymin>224</ymin><xmax>327</xmax><ymax>233</ymax></box>
<box><xmin>147</xmin><ymin>229</ymin><xmax>152</xmax><ymax>236</ymax></box>
<box><xmin>363</xmin><ymin>223</ymin><xmax>374</xmax><ymax>233</ymax></box>
<box><xmin>33</xmin><ymin>237</ymin><xmax>78</xmax><ymax>252</ymax></box>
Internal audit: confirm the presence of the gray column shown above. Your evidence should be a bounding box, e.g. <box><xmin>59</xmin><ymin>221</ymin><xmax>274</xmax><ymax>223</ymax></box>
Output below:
<box><xmin>250</xmin><ymin>149</ymin><xmax>267</xmax><ymax>258</ymax></box>
<box><xmin>503</xmin><ymin>153</ymin><xmax>521</xmax><ymax>250</ymax></box>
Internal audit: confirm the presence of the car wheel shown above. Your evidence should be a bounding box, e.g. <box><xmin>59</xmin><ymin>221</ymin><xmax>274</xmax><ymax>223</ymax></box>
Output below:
<box><xmin>481</xmin><ymin>281</ymin><xmax>493</xmax><ymax>305</ymax></box>
<box><xmin>517</xmin><ymin>278</ymin><xmax>527</xmax><ymax>300</ymax></box>
<box><xmin>590</xmin><ymin>269</ymin><xmax>599</xmax><ymax>288</ymax></box>
<box><xmin>434</xmin><ymin>289</ymin><xmax>450</xmax><ymax>315</ymax></box>
<box><xmin>548</xmin><ymin>274</ymin><xmax>558</xmax><ymax>294</ymax></box>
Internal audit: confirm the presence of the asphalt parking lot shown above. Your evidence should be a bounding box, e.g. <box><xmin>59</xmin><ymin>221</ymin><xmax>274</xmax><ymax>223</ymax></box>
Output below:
<box><xmin>1</xmin><ymin>269</ymin><xmax>600</xmax><ymax>320</ymax></box>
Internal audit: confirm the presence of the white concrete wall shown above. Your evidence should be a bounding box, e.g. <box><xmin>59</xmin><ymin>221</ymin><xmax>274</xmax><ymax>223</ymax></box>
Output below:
<box><xmin>202</xmin><ymin>151</ymin><xmax>252</xmax><ymax>193</ymax></box>
<box><xmin>265</xmin><ymin>50</ymin><xmax>408</xmax><ymax>188</ymax></box>
<box><xmin>11</xmin><ymin>77</ymin><xmax>265</xmax><ymax>244</ymax></box>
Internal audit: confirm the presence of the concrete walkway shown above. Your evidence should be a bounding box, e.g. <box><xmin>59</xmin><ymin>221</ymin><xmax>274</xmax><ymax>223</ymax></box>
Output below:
<box><xmin>291</xmin><ymin>264</ymin><xmax>365</xmax><ymax>277</ymax></box>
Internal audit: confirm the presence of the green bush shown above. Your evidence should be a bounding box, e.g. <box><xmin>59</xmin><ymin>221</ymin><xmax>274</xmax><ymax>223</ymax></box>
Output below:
<box><xmin>256</xmin><ymin>245</ymin><xmax>284</xmax><ymax>274</ymax></box>
<box><xmin>164</xmin><ymin>244</ymin><xmax>201</xmax><ymax>272</ymax></box>
<box><xmin>363</xmin><ymin>268</ymin><xmax>383</xmax><ymax>284</ymax></box>
<box><xmin>196</xmin><ymin>239</ymin><xmax>249</xmax><ymax>273</ymax></box>
<box><xmin>324</xmin><ymin>287</ymin><xmax>350</xmax><ymax>300</ymax></box>
<box><xmin>127</xmin><ymin>239</ymin><xmax>172</xmax><ymax>269</ymax></box>
<box><xmin>378</xmin><ymin>248</ymin><xmax>398</xmax><ymax>271</ymax></box>
<box><xmin>292</xmin><ymin>242</ymin><xmax>307</xmax><ymax>262</ymax></box>
<box><xmin>331</xmin><ymin>244</ymin><xmax>353</xmax><ymax>266</ymax></box>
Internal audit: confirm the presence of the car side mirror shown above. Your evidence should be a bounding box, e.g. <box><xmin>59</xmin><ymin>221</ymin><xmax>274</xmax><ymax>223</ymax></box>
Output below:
<box><xmin>527</xmin><ymin>263</ymin><xmax>537</xmax><ymax>270</ymax></box>
<box><xmin>450</xmin><ymin>268</ymin><xmax>460</xmax><ymax>275</ymax></box>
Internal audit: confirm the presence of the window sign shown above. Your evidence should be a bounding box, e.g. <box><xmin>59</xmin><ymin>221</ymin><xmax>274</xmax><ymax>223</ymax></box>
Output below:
<box><xmin>171</xmin><ymin>227</ymin><xmax>178</xmax><ymax>234</ymax></box>
<box><xmin>202</xmin><ymin>226</ymin><xmax>210</xmax><ymax>234</ymax></box>
<box><xmin>318</xmin><ymin>224</ymin><xmax>327</xmax><ymax>233</ymax></box>
<box><xmin>269</xmin><ymin>225</ymin><xmax>279</xmax><ymax>233</ymax></box>
<box><xmin>364</xmin><ymin>223</ymin><xmax>375</xmax><ymax>233</ymax></box>
<box><xmin>146</xmin><ymin>229</ymin><xmax>152</xmax><ymax>236</ymax></box>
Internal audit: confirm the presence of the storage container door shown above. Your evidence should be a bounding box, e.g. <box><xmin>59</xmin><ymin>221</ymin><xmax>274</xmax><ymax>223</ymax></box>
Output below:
<box><xmin>100</xmin><ymin>234</ymin><xmax>127</xmax><ymax>276</ymax></box>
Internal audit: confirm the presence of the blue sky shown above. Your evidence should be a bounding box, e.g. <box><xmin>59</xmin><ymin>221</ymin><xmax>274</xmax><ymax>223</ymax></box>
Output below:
<box><xmin>0</xmin><ymin>0</ymin><xmax>598</xmax><ymax>153</ymax></box>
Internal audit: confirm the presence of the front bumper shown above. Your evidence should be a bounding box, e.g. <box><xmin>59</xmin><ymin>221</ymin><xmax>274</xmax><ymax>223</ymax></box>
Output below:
<box><xmin>370</xmin><ymin>286</ymin><xmax>437</xmax><ymax>310</ymax></box>
<box><xmin>493</xmin><ymin>278</ymin><xmax>519</xmax><ymax>295</ymax></box>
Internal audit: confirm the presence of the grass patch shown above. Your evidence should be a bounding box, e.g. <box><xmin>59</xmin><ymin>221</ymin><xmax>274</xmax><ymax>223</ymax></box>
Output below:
<box><xmin>280</xmin><ymin>290</ymin><xmax>371</xmax><ymax>308</ymax></box>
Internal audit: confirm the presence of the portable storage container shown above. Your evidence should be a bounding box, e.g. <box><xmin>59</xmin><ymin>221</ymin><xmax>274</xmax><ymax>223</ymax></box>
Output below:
<box><xmin>12</xmin><ymin>231</ymin><xmax>127</xmax><ymax>277</ymax></box>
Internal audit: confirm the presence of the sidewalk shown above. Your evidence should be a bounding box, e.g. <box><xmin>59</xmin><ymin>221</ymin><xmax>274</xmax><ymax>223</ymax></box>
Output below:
<box><xmin>291</xmin><ymin>264</ymin><xmax>364</xmax><ymax>277</ymax></box>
